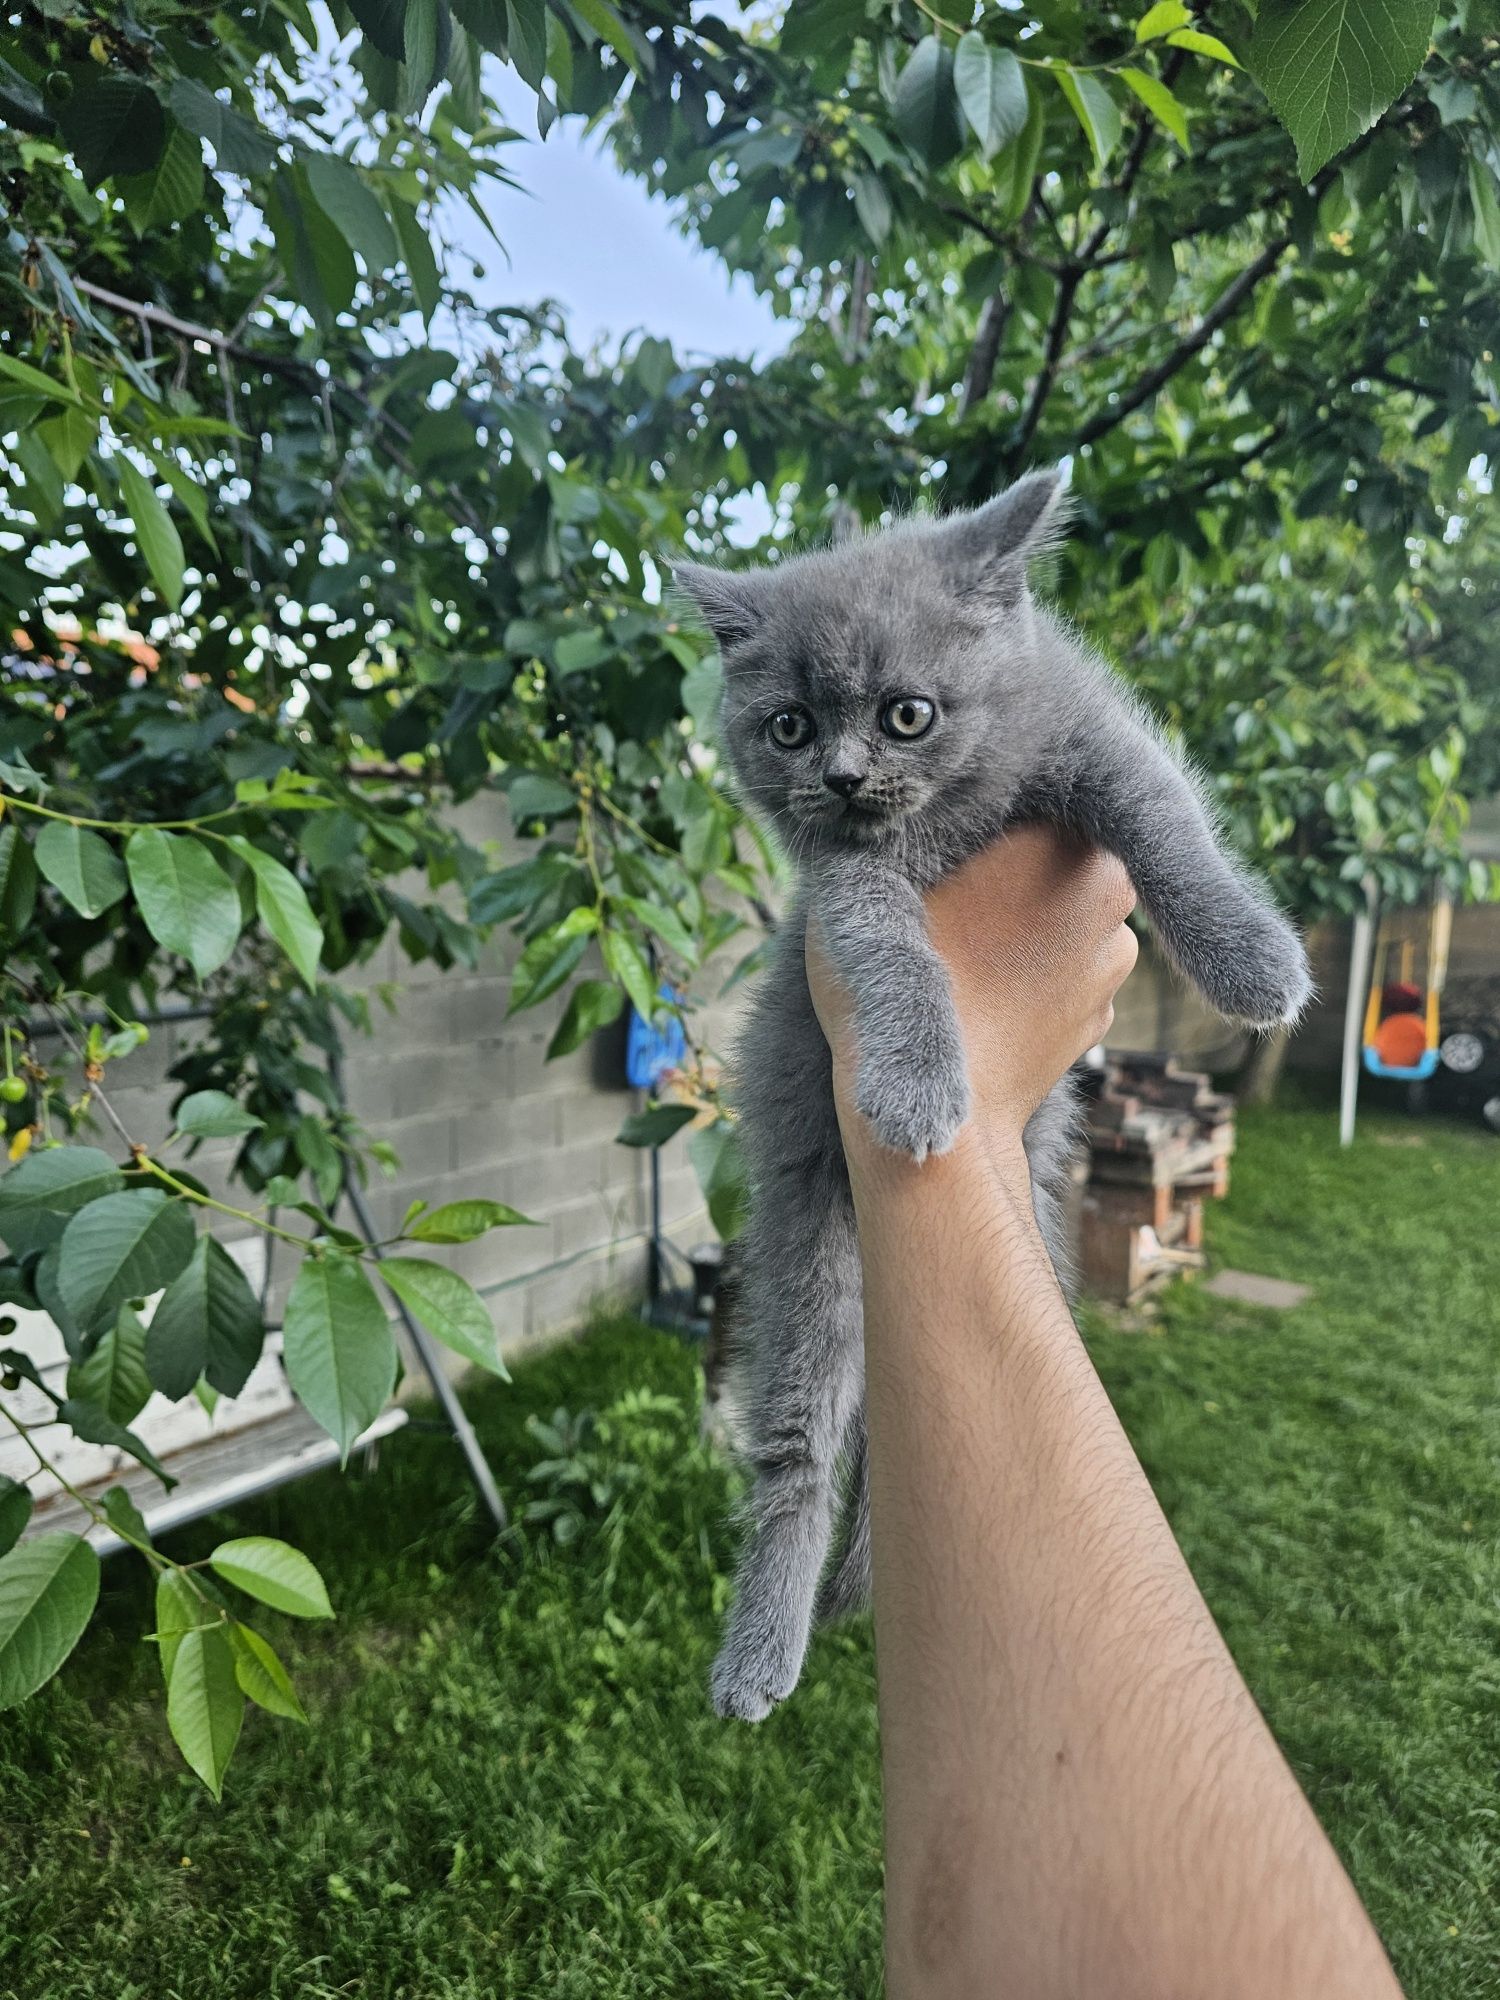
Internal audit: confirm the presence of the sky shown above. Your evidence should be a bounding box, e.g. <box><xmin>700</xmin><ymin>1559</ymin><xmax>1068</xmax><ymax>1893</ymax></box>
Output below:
<box><xmin>456</xmin><ymin>67</ymin><xmax>788</xmax><ymax>364</ymax></box>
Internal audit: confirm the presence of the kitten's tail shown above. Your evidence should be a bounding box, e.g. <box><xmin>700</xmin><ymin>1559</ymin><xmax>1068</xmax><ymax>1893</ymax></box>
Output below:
<box><xmin>815</xmin><ymin>1418</ymin><xmax>872</xmax><ymax>1624</ymax></box>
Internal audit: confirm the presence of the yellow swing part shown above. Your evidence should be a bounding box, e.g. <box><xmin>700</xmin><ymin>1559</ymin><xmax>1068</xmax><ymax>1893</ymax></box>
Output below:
<box><xmin>1361</xmin><ymin>894</ymin><xmax>1453</xmax><ymax>1081</ymax></box>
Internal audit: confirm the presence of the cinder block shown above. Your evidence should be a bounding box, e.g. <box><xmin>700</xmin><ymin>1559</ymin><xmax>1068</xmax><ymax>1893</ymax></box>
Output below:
<box><xmin>451</xmin><ymin>978</ymin><xmax>509</xmax><ymax>1045</ymax></box>
<box><xmin>375</xmin><ymin>986</ymin><xmax>454</xmax><ymax>1053</ymax></box>
<box><xmin>558</xmin><ymin>1087</ymin><xmax>632</xmax><ymax>1149</ymax></box>
<box><xmin>373</xmin><ymin>1111</ymin><xmax>454</xmax><ymax>1186</ymax></box>
<box><xmin>452</xmin><ymin>1091</ymin><xmax>564</xmax><ymax>1172</ymax></box>
<box><xmin>523</xmin><ymin>1242</ymin><xmax>646</xmax><ymax>1342</ymax></box>
<box><xmin>391</xmin><ymin>1048</ymin><xmax>478</xmax><ymax>1122</ymax></box>
<box><xmin>549</xmin><ymin>1192</ymin><xmax>637</xmax><ymax>1265</ymax></box>
<box><xmin>340</xmin><ymin>1054</ymin><xmax>396</xmax><ymax>1125</ymax></box>
<box><xmin>508</xmin><ymin>1030</ymin><xmax>578</xmax><ymax>1098</ymax></box>
<box><xmin>448</xmin><ymin>1218</ymin><xmax>554</xmax><ymax>1291</ymax></box>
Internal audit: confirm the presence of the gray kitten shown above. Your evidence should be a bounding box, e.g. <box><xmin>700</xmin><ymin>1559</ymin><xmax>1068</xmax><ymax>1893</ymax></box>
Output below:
<box><xmin>676</xmin><ymin>472</ymin><xmax>1311</xmax><ymax>1723</ymax></box>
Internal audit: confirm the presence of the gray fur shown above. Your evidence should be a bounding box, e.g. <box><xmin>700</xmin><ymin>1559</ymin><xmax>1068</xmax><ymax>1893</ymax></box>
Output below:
<box><xmin>678</xmin><ymin>472</ymin><xmax>1312</xmax><ymax>1723</ymax></box>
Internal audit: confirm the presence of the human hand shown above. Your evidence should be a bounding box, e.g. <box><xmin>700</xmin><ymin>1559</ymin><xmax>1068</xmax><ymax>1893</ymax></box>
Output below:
<box><xmin>807</xmin><ymin>825</ymin><xmax>1138</xmax><ymax>1155</ymax></box>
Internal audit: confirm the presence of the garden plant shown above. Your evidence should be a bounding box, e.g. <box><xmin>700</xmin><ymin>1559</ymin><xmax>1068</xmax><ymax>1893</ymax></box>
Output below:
<box><xmin>0</xmin><ymin>0</ymin><xmax>1497</xmax><ymax>1792</ymax></box>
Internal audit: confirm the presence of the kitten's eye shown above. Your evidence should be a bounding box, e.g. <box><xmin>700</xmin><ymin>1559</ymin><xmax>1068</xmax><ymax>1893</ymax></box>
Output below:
<box><xmin>768</xmin><ymin>708</ymin><xmax>816</xmax><ymax>748</ymax></box>
<box><xmin>881</xmin><ymin>696</ymin><xmax>935</xmax><ymax>740</ymax></box>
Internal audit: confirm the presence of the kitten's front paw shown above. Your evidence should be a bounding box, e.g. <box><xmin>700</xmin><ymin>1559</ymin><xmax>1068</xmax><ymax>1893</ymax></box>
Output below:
<box><xmin>855</xmin><ymin>1049</ymin><xmax>971</xmax><ymax>1164</ymax></box>
<box><xmin>710</xmin><ymin>1621</ymin><xmax>807</xmax><ymax>1724</ymax></box>
<box><xmin>1209</xmin><ymin>908</ymin><xmax>1314</xmax><ymax>1029</ymax></box>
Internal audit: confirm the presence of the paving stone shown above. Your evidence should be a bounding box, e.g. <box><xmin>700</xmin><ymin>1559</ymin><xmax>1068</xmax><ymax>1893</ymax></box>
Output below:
<box><xmin>1203</xmin><ymin>1269</ymin><xmax>1312</xmax><ymax>1311</ymax></box>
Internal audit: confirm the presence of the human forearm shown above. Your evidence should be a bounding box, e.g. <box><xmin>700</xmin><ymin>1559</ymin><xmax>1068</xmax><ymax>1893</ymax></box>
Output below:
<box><xmin>849</xmin><ymin>1131</ymin><xmax>1402</xmax><ymax>2000</ymax></box>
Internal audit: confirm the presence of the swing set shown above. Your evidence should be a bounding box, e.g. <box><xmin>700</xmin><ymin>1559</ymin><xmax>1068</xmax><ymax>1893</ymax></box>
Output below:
<box><xmin>1361</xmin><ymin>895</ymin><xmax>1453</xmax><ymax>1080</ymax></box>
<box><xmin>1339</xmin><ymin>881</ymin><xmax>1454</xmax><ymax>1141</ymax></box>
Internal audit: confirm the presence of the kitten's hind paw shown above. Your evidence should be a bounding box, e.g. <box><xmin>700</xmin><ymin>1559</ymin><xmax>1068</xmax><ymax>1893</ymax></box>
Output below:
<box><xmin>854</xmin><ymin>1054</ymin><xmax>971</xmax><ymax>1164</ymax></box>
<box><xmin>710</xmin><ymin>1624</ymin><xmax>806</xmax><ymax>1724</ymax></box>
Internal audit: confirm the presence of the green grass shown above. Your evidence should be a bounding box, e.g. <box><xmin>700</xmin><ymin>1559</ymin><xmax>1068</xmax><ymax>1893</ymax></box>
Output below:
<box><xmin>2</xmin><ymin>1096</ymin><xmax>1498</xmax><ymax>1998</ymax></box>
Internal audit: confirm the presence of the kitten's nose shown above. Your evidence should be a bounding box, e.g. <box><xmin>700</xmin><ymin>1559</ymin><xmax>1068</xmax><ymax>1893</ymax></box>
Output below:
<box><xmin>825</xmin><ymin>769</ymin><xmax>866</xmax><ymax>799</ymax></box>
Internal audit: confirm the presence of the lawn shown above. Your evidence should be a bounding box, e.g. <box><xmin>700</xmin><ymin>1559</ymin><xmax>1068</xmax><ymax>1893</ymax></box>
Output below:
<box><xmin>2</xmin><ymin>1096</ymin><xmax>1497</xmax><ymax>1999</ymax></box>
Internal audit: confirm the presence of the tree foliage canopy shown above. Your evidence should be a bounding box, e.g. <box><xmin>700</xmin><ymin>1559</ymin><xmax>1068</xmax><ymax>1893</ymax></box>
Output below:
<box><xmin>0</xmin><ymin>0</ymin><xmax>1496</xmax><ymax>1786</ymax></box>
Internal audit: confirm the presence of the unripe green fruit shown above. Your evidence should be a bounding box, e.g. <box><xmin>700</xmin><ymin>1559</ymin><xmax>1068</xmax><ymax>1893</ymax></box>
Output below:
<box><xmin>0</xmin><ymin>1076</ymin><xmax>28</xmax><ymax>1103</ymax></box>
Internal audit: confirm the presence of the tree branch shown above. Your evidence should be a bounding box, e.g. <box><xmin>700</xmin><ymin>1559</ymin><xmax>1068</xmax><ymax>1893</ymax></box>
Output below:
<box><xmin>959</xmin><ymin>289</ymin><xmax>1012</xmax><ymax>416</ymax></box>
<box><xmin>1073</xmin><ymin>234</ymin><xmax>1291</xmax><ymax>452</ymax></box>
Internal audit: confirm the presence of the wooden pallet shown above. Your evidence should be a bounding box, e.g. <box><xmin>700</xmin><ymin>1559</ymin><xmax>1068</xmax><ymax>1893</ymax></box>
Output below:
<box><xmin>1079</xmin><ymin>1055</ymin><xmax>1236</xmax><ymax>1303</ymax></box>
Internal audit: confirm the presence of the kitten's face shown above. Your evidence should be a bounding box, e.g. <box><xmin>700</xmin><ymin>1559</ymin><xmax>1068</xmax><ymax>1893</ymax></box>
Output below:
<box><xmin>677</xmin><ymin>475</ymin><xmax>1068</xmax><ymax>856</ymax></box>
<box><xmin>716</xmin><ymin>575</ymin><xmax>1000</xmax><ymax>849</ymax></box>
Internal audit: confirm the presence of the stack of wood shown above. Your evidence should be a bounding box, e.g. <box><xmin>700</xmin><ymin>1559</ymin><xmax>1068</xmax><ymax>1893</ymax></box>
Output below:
<box><xmin>1078</xmin><ymin>1054</ymin><xmax>1236</xmax><ymax>1303</ymax></box>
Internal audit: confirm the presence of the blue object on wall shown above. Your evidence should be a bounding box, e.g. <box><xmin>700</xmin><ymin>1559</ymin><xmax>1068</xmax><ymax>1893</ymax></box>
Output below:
<box><xmin>627</xmin><ymin>986</ymin><xmax>687</xmax><ymax>1088</ymax></box>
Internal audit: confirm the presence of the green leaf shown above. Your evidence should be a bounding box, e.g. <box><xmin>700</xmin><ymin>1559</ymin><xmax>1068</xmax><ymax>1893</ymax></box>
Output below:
<box><xmin>507</xmin><ymin>772</ymin><xmax>577</xmax><ymax>821</ymax></box>
<box><xmin>126</xmin><ymin>828</ymin><xmax>241</xmax><ymax>980</ymax></box>
<box><xmin>154</xmin><ymin>1568</ymin><xmax>208</xmax><ymax>1684</ymax></box>
<box><xmin>115</xmin><ymin>456</ymin><xmax>185</xmax><ymax>611</ymax></box>
<box><xmin>407</xmin><ymin>1199</ymin><xmax>534</xmax><ymax>1243</ymax></box>
<box><xmin>391</xmin><ymin>199</ymin><xmax>442</xmax><ymax>324</ymax></box>
<box><xmin>1165</xmin><ymin>27</ymin><xmax>1239</xmax><ymax>67</ymax></box>
<box><xmin>67</xmin><ymin>1305</ymin><xmax>151</xmax><ymax>1427</ymax></box>
<box><xmin>1119</xmin><ymin>66</ymin><xmax>1189</xmax><ymax>149</ymax></box>
<box><xmin>146</xmin><ymin>448</ymin><xmax>218</xmax><ymax>553</ymax></box>
<box><xmin>120</xmin><ymin>119</ymin><xmax>204</xmax><ymax>231</ymax></box>
<box><xmin>1247</xmin><ymin>0</ymin><xmax>1420</xmax><ymax>178</ymax></box>
<box><xmin>0</xmin><ymin>1533</ymin><xmax>100</xmax><ymax>1710</ymax></box>
<box><xmin>209</xmin><ymin>1536</ymin><xmax>333</xmax><ymax>1619</ymax></box>
<box><xmin>145</xmin><ymin>1235</ymin><xmax>265</xmax><ymax>1400</ymax></box>
<box><xmin>620</xmin><ymin>895</ymin><xmax>697</xmax><ymax>966</ymax></box>
<box><xmin>852</xmin><ymin>172</ymin><xmax>892</xmax><ymax>246</ymax></box>
<box><xmin>565</xmin><ymin>0</ymin><xmax>640</xmax><ymax>71</ymax></box>
<box><xmin>34</xmin><ymin>822</ymin><xmax>126</xmax><ymax>920</ymax></box>
<box><xmin>1134</xmin><ymin>0</ymin><xmax>1191</xmax><ymax>39</ymax></box>
<box><xmin>0</xmin><ymin>1476</ymin><xmax>31</xmax><ymax>1561</ymax></box>
<box><xmin>59</xmin><ymin>1399</ymin><xmax>177</xmax><ymax>1489</ymax></box>
<box><xmin>0</xmin><ymin>823</ymin><xmax>38</xmax><ymax>940</ymax></box>
<box><xmin>175</xmin><ymin>1090</ymin><xmax>265</xmax><ymax>1141</ymax></box>
<box><xmin>303</xmin><ymin>154</ymin><xmax>399</xmax><ymax>273</ymax></box>
<box><xmin>167</xmin><ymin>77</ymin><xmax>276</xmax><ymax>176</ymax></box>
<box><xmin>1055</xmin><ymin>68</ymin><xmax>1122</xmax><ymax>172</ymax></box>
<box><xmin>166</xmin><ymin>1625</ymin><xmax>243</xmax><ymax>1798</ymax></box>
<box><xmin>267</xmin><ymin>166</ymin><xmax>357</xmax><ymax>334</ymax></box>
<box><xmin>0</xmin><ymin>352</ymin><xmax>80</xmax><ymax>405</ymax></box>
<box><xmin>379</xmin><ymin>1256</ymin><xmax>508</xmax><ymax>1379</ymax></box>
<box><xmin>508</xmin><ymin>907</ymin><xmax>597</xmax><ymax>1015</ymax></box>
<box><xmin>57</xmin><ymin>75</ymin><xmax>165</xmax><ymax>184</ymax></box>
<box><xmin>222</xmin><ymin>836</ymin><xmax>323</xmax><ymax>986</ymax></box>
<box><xmin>38</xmin><ymin>403</ymin><xmax>96</xmax><ymax>484</ymax></box>
<box><xmin>953</xmin><ymin>35</ymin><xmax>1028</xmax><ymax>163</ymax></box>
<box><xmin>601</xmin><ymin>928</ymin><xmax>657</xmax><ymax>1022</ymax></box>
<box><xmin>283</xmin><ymin>1253</ymin><xmax>397</xmax><ymax>1461</ymax></box>
<box><xmin>507</xmin><ymin>0</ymin><xmax>547</xmax><ymax>89</ymax></box>
<box><xmin>0</xmin><ymin>1145</ymin><xmax>124</xmax><ymax>1258</ymax></box>
<box><xmin>688</xmin><ymin>1121</ymin><xmax>750</xmax><ymax>1243</ymax></box>
<box><xmin>616</xmin><ymin>1103</ymin><xmax>696</xmax><ymax>1148</ymax></box>
<box><xmin>893</xmin><ymin>38</ymin><xmax>964</xmax><ymax>170</ymax></box>
<box><xmin>101</xmin><ymin>1485</ymin><xmax>151</xmax><ymax>1549</ymax></box>
<box><xmin>1469</xmin><ymin>159</ymin><xmax>1500</xmax><ymax>269</ymax></box>
<box><xmin>548</xmin><ymin>978</ymin><xmax>625</xmax><ymax>1057</ymax></box>
<box><xmin>57</xmin><ymin>1189</ymin><xmax>196</xmax><ymax>1333</ymax></box>
<box><xmin>350</xmin><ymin>0</ymin><xmax>411</xmax><ymax>59</ymax></box>
<box><xmin>230</xmin><ymin>1622</ymin><xmax>307</xmax><ymax>1722</ymax></box>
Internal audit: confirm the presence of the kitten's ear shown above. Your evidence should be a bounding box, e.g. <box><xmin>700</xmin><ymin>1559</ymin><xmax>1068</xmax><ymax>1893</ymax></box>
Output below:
<box><xmin>933</xmin><ymin>469</ymin><xmax>1070</xmax><ymax>604</ymax></box>
<box><xmin>672</xmin><ymin>561</ymin><xmax>772</xmax><ymax>653</ymax></box>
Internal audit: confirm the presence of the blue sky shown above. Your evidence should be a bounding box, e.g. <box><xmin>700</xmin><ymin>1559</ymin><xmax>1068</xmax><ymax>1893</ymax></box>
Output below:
<box><xmin>458</xmin><ymin>69</ymin><xmax>787</xmax><ymax>362</ymax></box>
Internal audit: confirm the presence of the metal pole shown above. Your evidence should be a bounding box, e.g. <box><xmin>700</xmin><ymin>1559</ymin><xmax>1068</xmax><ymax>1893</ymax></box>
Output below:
<box><xmin>328</xmin><ymin>1045</ymin><xmax>508</xmax><ymax>1533</ymax></box>
<box><xmin>1339</xmin><ymin>880</ymin><xmax>1377</xmax><ymax>1148</ymax></box>
<box><xmin>339</xmin><ymin>1169</ymin><xmax>509</xmax><ymax>1533</ymax></box>
<box><xmin>647</xmin><ymin>1134</ymin><xmax>662</xmax><ymax>1310</ymax></box>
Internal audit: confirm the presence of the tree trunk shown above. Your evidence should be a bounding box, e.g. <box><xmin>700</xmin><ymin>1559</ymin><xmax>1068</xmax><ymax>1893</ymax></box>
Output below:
<box><xmin>1240</xmin><ymin>1023</ymin><xmax>1292</xmax><ymax>1106</ymax></box>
